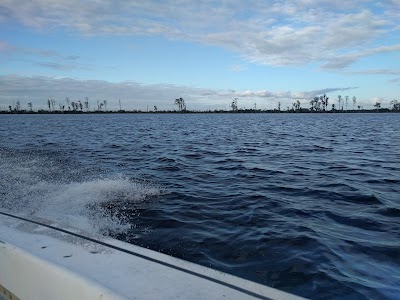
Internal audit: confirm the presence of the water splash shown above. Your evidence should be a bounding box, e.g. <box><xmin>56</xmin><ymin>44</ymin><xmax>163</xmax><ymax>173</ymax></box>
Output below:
<box><xmin>0</xmin><ymin>148</ymin><xmax>163</xmax><ymax>235</ymax></box>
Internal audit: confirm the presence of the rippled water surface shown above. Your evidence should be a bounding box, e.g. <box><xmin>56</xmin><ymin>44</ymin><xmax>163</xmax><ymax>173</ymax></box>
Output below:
<box><xmin>1</xmin><ymin>113</ymin><xmax>399</xmax><ymax>299</ymax></box>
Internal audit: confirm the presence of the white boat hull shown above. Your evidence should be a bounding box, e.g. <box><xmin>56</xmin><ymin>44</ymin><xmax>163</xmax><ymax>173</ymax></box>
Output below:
<box><xmin>0</xmin><ymin>211</ymin><xmax>305</xmax><ymax>300</ymax></box>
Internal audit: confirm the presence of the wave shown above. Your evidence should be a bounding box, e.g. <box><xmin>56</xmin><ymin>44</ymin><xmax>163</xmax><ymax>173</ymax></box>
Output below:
<box><xmin>0</xmin><ymin>148</ymin><xmax>164</xmax><ymax>235</ymax></box>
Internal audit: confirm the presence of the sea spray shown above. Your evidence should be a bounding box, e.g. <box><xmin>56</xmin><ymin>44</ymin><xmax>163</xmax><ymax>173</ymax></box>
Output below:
<box><xmin>0</xmin><ymin>148</ymin><xmax>164</xmax><ymax>235</ymax></box>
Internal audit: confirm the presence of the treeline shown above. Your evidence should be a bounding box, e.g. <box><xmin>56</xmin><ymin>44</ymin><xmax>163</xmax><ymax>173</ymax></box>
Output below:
<box><xmin>1</xmin><ymin>95</ymin><xmax>399</xmax><ymax>114</ymax></box>
<box><xmin>2</xmin><ymin>107</ymin><xmax>399</xmax><ymax>114</ymax></box>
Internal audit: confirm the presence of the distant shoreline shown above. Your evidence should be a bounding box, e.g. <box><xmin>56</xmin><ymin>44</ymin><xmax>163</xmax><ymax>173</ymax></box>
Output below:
<box><xmin>0</xmin><ymin>109</ymin><xmax>398</xmax><ymax>114</ymax></box>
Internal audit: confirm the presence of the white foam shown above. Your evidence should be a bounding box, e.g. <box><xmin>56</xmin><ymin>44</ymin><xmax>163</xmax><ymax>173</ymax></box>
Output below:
<box><xmin>38</xmin><ymin>176</ymin><xmax>163</xmax><ymax>234</ymax></box>
<box><xmin>0</xmin><ymin>149</ymin><xmax>164</xmax><ymax>236</ymax></box>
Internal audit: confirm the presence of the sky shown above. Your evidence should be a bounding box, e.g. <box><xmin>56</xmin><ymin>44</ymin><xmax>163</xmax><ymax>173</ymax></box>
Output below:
<box><xmin>0</xmin><ymin>0</ymin><xmax>399</xmax><ymax>111</ymax></box>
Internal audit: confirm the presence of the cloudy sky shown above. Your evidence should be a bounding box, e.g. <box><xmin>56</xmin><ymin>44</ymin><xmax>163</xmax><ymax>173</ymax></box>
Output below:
<box><xmin>1</xmin><ymin>0</ymin><xmax>399</xmax><ymax>111</ymax></box>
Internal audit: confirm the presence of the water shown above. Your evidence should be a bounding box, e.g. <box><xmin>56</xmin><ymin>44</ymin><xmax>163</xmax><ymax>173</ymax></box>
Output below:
<box><xmin>1</xmin><ymin>113</ymin><xmax>399</xmax><ymax>299</ymax></box>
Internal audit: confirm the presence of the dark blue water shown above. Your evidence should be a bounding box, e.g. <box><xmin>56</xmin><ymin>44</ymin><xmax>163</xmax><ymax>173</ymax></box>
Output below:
<box><xmin>1</xmin><ymin>113</ymin><xmax>399</xmax><ymax>299</ymax></box>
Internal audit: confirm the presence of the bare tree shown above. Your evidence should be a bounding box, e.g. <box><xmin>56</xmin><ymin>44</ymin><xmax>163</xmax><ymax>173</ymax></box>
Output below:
<box><xmin>231</xmin><ymin>98</ymin><xmax>238</xmax><ymax>112</ymax></box>
<box><xmin>174</xmin><ymin>98</ymin><xmax>180</xmax><ymax>111</ymax></box>
<box><xmin>50</xmin><ymin>99</ymin><xmax>56</xmax><ymax>111</ymax></box>
<box><xmin>181</xmin><ymin>98</ymin><xmax>186</xmax><ymax>111</ymax></box>
<box><xmin>71</xmin><ymin>101</ymin><xmax>77</xmax><ymax>111</ymax></box>
<box><xmin>84</xmin><ymin>97</ymin><xmax>89</xmax><ymax>112</ymax></box>
<box><xmin>310</xmin><ymin>97</ymin><xmax>321</xmax><ymax>112</ymax></box>
<box><xmin>15</xmin><ymin>100</ymin><xmax>21</xmax><ymax>112</ymax></box>
<box><xmin>390</xmin><ymin>99</ymin><xmax>399</xmax><ymax>111</ymax></box>
<box><xmin>320</xmin><ymin>95</ymin><xmax>325</xmax><ymax>111</ymax></box>
<box><xmin>310</xmin><ymin>97</ymin><xmax>316</xmax><ymax>112</ymax></box>
<box><xmin>65</xmin><ymin>97</ymin><xmax>71</xmax><ymax>111</ymax></box>
<box><xmin>103</xmin><ymin>100</ymin><xmax>107</xmax><ymax>112</ymax></box>
<box><xmin>174</xmin><ymin>97</ymin><xmax>186</xmax><ymax>112</ymax></box>
<box><xmin>292</xmin><ymin>100</ymin><xmax>301</xmax><ymax>112</ymax></box>
<box><xmin>319</xmin><ymin>94</ymin><xmax>329</xmax><ymax>111</ymax></box>
<box><xmin>345</xmin><ymin>96</ymin><xmax>349</xmax><ymax>112</ymax></box>
<box><xmin>373</xmin><ymin>102</ymin><xmax>381</xmax><ymax>111</ymax></box>
<box><xmin>324</xmin><ymin>94</ymin><xmax>329</xmax><ymax>111</ymax></box>
<box><xmin>352</xmin><ymin>96</ymin><xmax>356</xmax><ymax>111</ymax></box>
<box><xmin>338</xmin><ymin>95</ymin><xmax>342</xmax><ymax>111</ymax></box>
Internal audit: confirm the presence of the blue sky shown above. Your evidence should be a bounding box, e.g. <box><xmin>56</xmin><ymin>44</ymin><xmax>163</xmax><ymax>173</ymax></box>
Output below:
<box><xmin>0</xmin><ymin>0</ymin><xmax>399</xmax><ymax>111</ymax></box>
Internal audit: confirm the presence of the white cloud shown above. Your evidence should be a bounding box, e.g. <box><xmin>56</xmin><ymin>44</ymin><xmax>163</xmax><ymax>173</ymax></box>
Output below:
<box><xmin>225</xmin><ymin>87</ymin><xmax>357</xmax><ymax>100</ymax></box>
<box><xmin>0</xmin><ymin>0</ymin><xmax>399</xmax><ymax>69</ymax></box>
<box><xmin>0</xmin><ymin>75</ymin><xmax>202</xmax><ymax>110</ymax></box>
<box><xmin>349</xmin><ymin>69</ymin><xmax>400</xmax><ymax>75</ymax></box>
<box><xmin>369</xmin><ymin>96</ymin><xmax>385</xmax><ymax>106</ymax></box>
<box><xmin>321</xmin><ymin>44</ymin><xmax>400</xmax><ymax>70</ymax></box>
<box><xmin>34</xmin><ymin>61</ymin><xmax>89</xmax><ymax>71</ymax></box>
<box><xmin>0</xmin><ymin>40</ymin><xmax>85</xmax><ymax>70</ymax></box>
<box><xmin>0</xmin><ymin>75</ymin><xmax>358</xmax><ymax>111</ymax></box>
<box><xmin>322</xmin><ymin>10</ymin><xmax>388</xmax><ymax>49</ymax></box>
<box><xmin>0</xmin><ymin>40</ymin><xmax>80</xmax><ymax>60</ymax></box>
